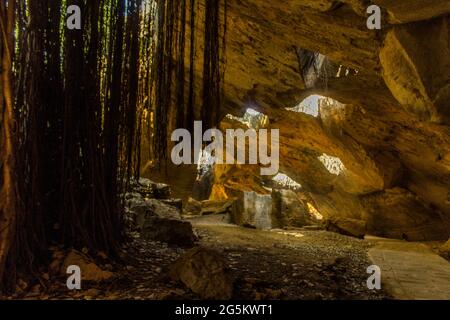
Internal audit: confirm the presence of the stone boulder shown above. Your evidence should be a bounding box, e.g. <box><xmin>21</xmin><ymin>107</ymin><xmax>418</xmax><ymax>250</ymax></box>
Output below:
<box><xmin>272</xmin><ymin>189</ymin><xmax>313</xmax><ymax>228</ymax></box>
<box><xmin>229</xmin><ymin>190</ymin><xmax>322</xmax><ymax>230</ymax></box>
<box><xmin>60</xmin><ymin>250</ymin><xmax>114</xmax><ymax>282</ymax></box>
<box><xmin>130</xmin><ymin>177</ymin><xmax>172</xmax><ymax>199</ymax></box>
<box><xmin>169</xmin><ymin>247</ymin><xmax>234</xmax><ymax>300</ymax></box>
<box><xmin>131</xmin><ymin>199</ymin><xmax>197</xmax><ymax>247</ymax></box>
<box><xmin>183</xmin><ymin>197</ymin><xmax>202</xmax><ymax>216</ymax></box>
<box><xmin>200</xmin><ymin>199</ymin><xmax>236</xmax><ymax>216</ymax></box>
<box><xmin>326</xmin><ymin>217</ymin><xmax>367</xmax><ymax>239</ymax></box>
<box><xmin>231</xmin><ymin>191</ymin><xmax>273</xmax><ymax>230</ymax></box>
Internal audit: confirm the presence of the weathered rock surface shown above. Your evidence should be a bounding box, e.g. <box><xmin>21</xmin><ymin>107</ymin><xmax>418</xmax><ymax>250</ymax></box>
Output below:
<box><xmin>184</xmin><ymin>197</ymin><xmax>236</xmax><ymax>217</ymax></box>
<box><xmin>155</xmin><ymin>1</ymin><xmax>450</xmax><ymax>240</ymax></box>
<box><xmin>183</xmin><ymin>197</ymin><xmax>202</xmax><ymax>216</ymax></box>
<box><xmin>373</xmin><ymin>0</ymin><xmax>450</xmax><ymax>24</ymax></box>
<box><xmin>222</xmin><ymin>0</ymin><xmax>449</xmax><ymax>240</ymax></box>
<box><xmin>440</xmin><ymin>239</ymin><xmax>450</xmax><ymax>259</ymax></box>
<box><xmin>380</xmin><ymin>16</ymin><xmax>450</xmax><ymax>123</ymax></box>
<box><xmin>231</xmin><ymin>191</ymin><xmax>273</xmax><ymax>230</ymax></box>
<box><xmin>200</xmin><ymin>199</ymin><xmax>236</xmax><ymax>216</ymax></box>
<box><xmin>135</xmin><ymin>199</ymin><xmax>197</xmax><ymax>247</ymax></box>
<box><xmin>272</xmin><ymin>189</ymin><xmax>314</xmax><ymax>228</ymax></box>
<box><xmin>327</xmin><ymin>218</ymin><xmax>367</xmax><ymax>239</ymax></box>
<box><xmin>130</xmin><ymin>178</ymin><xmax>172</xmax><ymax>200</ymax></box>
<box><xmin>361</xmin><ymin>188</ymin><xmax>450</xmax><ymax>241</ymax></box>
<box><xmin>161</xmin><ymin>198</ymin><xmax>183</xmax><ymax>211</ymax></box>
<box><xmin>125</xmin><ymin>180</ymin><xmax>197</xmax><ymax>246</ymax></box>
<box><xmin>170</xmin><ymin>247</ymin><xmax>234</xmax><ymax>300</ymax></box>
<box><xmin>60</xmin><ymin>250</ymin><xmax>114</xmax><ymax>282</ymax></box>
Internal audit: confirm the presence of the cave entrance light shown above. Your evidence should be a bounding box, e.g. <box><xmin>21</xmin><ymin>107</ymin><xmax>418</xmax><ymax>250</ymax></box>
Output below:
<box><xmin>286</xmin><ymin>95</ymin><xmax>322</xmax><ymax>117</ymax></box>
<box><xmin>287</xmin><ymin>95</ymin><xmax>347</xmax><ymax>117</ymax></box>
<box><xmin>196</xmin><ymin>149</ymin><xmax>215</xmax><ymax>180</ymax></box>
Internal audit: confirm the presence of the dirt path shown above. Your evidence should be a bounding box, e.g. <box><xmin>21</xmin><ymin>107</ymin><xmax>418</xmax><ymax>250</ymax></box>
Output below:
<box><xmin>188</xmin><ymin>215</ymin><xmax>389</xmax><ymax>300</ymax></box>
<box><xmin>2</xmin><ymin>215</ymin><xmax>392</xmax><ymax>300</ymax></box>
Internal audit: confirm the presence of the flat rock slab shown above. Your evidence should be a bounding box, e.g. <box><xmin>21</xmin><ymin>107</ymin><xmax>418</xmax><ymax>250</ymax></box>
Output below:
<box><xmin>368</xmin><ymin>240</ymin><xmax>450</xmax><ymax>300</ymax></box>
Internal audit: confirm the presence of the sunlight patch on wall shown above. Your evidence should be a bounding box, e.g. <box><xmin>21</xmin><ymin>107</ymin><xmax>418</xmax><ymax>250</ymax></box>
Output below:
<box><xmin>318</xmin><ymin>153</ymin><xmax>345</xmax><ymax>175</ymax></box>
<box><xmin>307</xmin><ymin>203</ymin><xmax>323</xmax><ymax>220</ymax></box>
<box><xmin>272</xmin><ymin>173</ymin><xmax>302</xmax><ymax>190</ymax></box>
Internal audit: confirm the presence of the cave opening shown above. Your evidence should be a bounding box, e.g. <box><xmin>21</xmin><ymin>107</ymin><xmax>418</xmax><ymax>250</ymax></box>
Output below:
<box><xmin>287</xmin><ymin>95</ymin><xmax>321</xmax><ymax>117</ymax></box>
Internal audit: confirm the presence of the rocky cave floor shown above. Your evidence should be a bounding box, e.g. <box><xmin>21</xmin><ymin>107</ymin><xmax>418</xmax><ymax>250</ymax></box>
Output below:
<box><xmin>1</xmin><ymin>214</ymin><xmax>395</xmax><ymax>300</ymax></box>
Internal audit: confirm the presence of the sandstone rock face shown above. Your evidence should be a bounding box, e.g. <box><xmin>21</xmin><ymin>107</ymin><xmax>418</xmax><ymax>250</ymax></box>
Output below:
<box><xmin>207</xmin><ymin>117</ymin><xmax>272</xmax><ymax>200</ymax></box>
<box><xmin>151</xmin><ymin>1</ymin><xmax>450</xmax><ymax>240</ymax></box>
<box><xmin>361</xmin><ymin>188</ymin><xmax>450</xmax><ymax>241</ymax></box>
<box><xmin>218</xmin><ymin>0</ymin><xmax>450</xmax><ymax>240</ymax></box>
<box><xmin>130</xmin><ymin>178</ymin><xmax>172</xmax><ymax>200</ymax></box>
<box><xmin>170</xmin><ymin>247</ymin><xmax>234</xmax><ymax>300</ymax></box>
<box><xmin>380</xmin><ymin>17</ymin><xmax>450</xmax><ymax>123</ymax></box>
<box><xmin>373</xmin><ymin>0</ymin><xmax>450</xmax><ymax>24</ymax></box>
<box><xmin>209</xmin><ymin>162</ymin><xmax>270</xmax><ymax>203</ymax></box>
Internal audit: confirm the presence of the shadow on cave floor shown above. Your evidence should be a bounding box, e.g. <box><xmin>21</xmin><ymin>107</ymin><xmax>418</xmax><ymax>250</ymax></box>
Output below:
<box><xmin>2</xmin><ymin>214</ymin><xmax>392</xmax><ymax>300</ymax></box>
<box><xmin>189</xmin><ymin>215</ymin><xmax>390</xmax><ymax>300</ymax></box>
<box><xmin>6</xmin><ymin>212</ymin><xmax>450</xmax><ymax>300</ymax></box>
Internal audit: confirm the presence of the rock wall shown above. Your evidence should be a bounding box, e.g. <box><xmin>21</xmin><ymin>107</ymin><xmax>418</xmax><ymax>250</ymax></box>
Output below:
<box><xmin>171</xmin><ymin>0</ymin><xmax>450</xmax><ymax>240</ymax></box>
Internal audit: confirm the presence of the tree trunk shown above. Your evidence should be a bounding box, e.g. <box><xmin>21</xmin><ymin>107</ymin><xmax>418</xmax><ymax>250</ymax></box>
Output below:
<box><xmin>0</xmin><ymin>0</ymin><xmax>16</xmax><ymax>284</ymax></box>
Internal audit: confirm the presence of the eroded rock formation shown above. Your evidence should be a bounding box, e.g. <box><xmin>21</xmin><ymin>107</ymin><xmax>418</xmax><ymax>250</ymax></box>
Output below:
<box><xmin>156</xmin><ymin>0</ymin><xmax>450</xmax><ymax>240</ymax></box>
